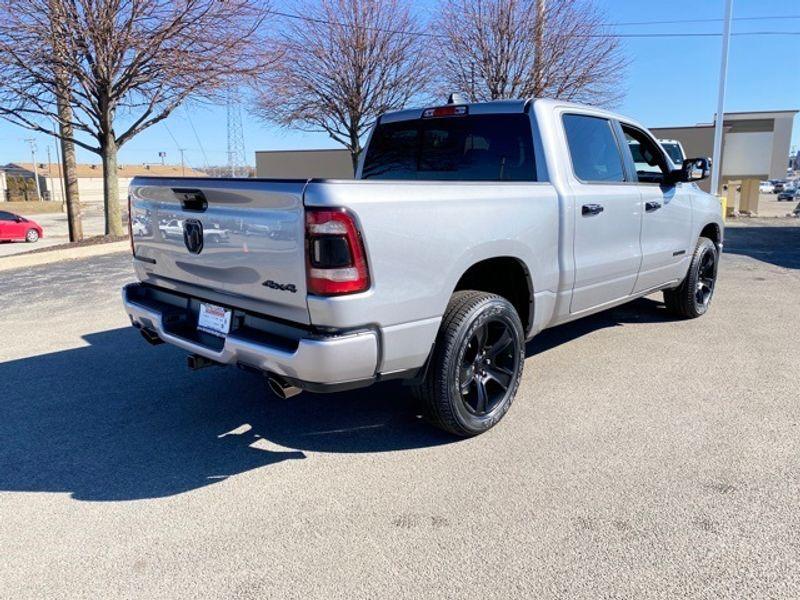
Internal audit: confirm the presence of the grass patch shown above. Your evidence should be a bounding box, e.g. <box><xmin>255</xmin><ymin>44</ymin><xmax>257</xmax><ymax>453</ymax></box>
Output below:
<box><xmin>1</xmin><ymin>201</ymin><xmax>64</xmax><ymax>215</ymax></box>
<box><xmin>16</xmin><ymin>234</ymin><xmax>129</xmax><ymax>256</ymax></box>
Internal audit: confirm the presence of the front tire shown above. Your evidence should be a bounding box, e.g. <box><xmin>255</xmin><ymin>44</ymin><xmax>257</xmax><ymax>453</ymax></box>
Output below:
<box><xmin>663</xmin><ymin>236</ymin><xmax>718</xmax><ymax>318</ymax></box>
<box><xmin>25</xmin><ymin>229</ymin><xmax>39</xmax><ymax>243</ymax></box>
<box><xmin>413</xmin><ymin>291</ymin><xmax>525</xmax><ymax>436</ymax></box>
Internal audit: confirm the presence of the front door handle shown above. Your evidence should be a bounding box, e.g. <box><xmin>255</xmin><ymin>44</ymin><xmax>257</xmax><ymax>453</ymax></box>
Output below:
<box><xmin>582</xmin><ymin>203</ymin><xmax>604</xmax><ymax>216</ymax></box>
<box><xmin>645</xmin><ymin>201</ymin><xmax>662</xmax><ymax>212</ymax></box>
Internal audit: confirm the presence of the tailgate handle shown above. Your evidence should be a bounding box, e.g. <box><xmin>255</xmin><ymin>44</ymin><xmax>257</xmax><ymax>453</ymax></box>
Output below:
<box><xmin>173</xmin><ymin>188</ymin><xmax>207</xmax><ymax>212</ymax></box>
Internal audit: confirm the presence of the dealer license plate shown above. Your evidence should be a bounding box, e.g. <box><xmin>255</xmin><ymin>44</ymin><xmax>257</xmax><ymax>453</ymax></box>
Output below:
<box><xmin>197</xmin><ymin>302</ymin><xmax>232</xmax><ymax>337</ymax></box>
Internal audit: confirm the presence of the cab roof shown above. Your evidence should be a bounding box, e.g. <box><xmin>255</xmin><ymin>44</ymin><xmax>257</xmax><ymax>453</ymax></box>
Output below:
<box><xmin>379</xmin><ymin>97</ymin><xmax>646</xmax><ymax>131</ymax></box>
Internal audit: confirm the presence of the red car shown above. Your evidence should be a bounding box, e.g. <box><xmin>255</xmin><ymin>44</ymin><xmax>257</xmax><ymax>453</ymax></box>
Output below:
<box><xmin>0</xmin><ymin>210</ymin><xmax>43</xmax><ymax>243</ymax></box>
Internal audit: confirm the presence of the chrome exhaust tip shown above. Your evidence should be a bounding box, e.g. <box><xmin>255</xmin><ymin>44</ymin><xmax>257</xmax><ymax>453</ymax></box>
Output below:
<box><xmin>267</xmin><ymin>375</ymin><xmax>302</xmax><ymax>399</ymax></box>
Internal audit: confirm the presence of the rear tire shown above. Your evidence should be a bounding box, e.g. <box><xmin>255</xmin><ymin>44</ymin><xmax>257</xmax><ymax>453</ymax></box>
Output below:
<box><xmin>25</xmin><ymin>229</ymin><xmax>39</xmax><ymax>243</ymax></box>
<box><xmin>663</xmin><ymin>236</ymin><xmax>718</xmax><ymax>319</ymax></box>
<box><xmin>413</xmin><ymin>291</ymin><xmax>525</xmax><ymax>436</ymax></box>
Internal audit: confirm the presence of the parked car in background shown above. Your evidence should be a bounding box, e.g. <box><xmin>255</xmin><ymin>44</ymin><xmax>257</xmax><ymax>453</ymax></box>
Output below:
<box><xmin>658</xmin><ymin>139</ymin><xmax>686</xmax><ymax>166</ymax></box>
<box><xmin>772</xmin><ymin>180</ymin><xmax>786</xmax><ymax>193</ymax></box>
<box><xmin>778</xmin><ymin>188</ymin><xmax>799</xmax><ymax>201</ymax></box>
<box><xmin>131</xmin><ymin>216</ymin><xmax>151</xmax><ymax>236</ymax></box>
<box><xmin>760</xmin><ymin>181</ymin><xmax>774</xmax><ymax>194</ymax></box>
<box><xmin>158</xmin><ymin>218</ymin><xmax>229</xmax><ymax>242</ymax></box>
<box><xmin>0</xmin><ymin>210</ymin><xmax>43</xmax><ymax>243</ymax></box>
<box><xmin>124</xmin><ymin>98</ymin><xmax>723</xmax><ymax>437</ymax></box>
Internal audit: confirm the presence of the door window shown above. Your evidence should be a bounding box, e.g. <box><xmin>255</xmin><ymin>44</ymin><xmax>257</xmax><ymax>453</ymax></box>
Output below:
<box><xmin>0</xmin><ymin>211</ymin><xmax>17</xmax><ymax>221</ymax></box>
<box><xmin>621</xmin><ymin>124</ymin><xmax>669</xmax><ymax>184</ymax></box>
<box><xmin>562</xmin><ymin>114</ymin><xmax>625</xmax><ymax>183</ymax></box>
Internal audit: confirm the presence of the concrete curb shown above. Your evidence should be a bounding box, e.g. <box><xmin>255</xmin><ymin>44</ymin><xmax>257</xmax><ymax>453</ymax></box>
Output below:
<box><xmin>0</xmin><ymin>241</ymin><xmax>129</xmax><ymax>273</ymax></box>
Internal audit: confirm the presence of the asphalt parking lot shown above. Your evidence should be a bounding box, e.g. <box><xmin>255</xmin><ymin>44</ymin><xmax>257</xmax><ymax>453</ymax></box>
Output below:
<box><xmin>1</xmin><ymin>223</ymin><xmax>799</xmax><ymax>599</ymax></box>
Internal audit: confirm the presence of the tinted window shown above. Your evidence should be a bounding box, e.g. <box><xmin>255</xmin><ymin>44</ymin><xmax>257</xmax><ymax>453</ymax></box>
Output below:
<box><xmin>0</xmin><ymin>211</ymin><xmax>16</xmax><ymax>221</ymax></box>
<box><xmin>362</xmin><ymin>114</ymin><xmax>536</xmax><ymax>181</ymax></box>
<box><xmin>562</xmin><ymin>114</ymin><xmax>625</xmax><ymax>183</ymax></box>
<box><xmin>661</xmin><ymin>142</ymin><xmax>684</xmax><ymax>165</ymax></box>
<box><xmin>621</xmin><ymin>125</ymin><xmax>668</xmax><ymax>184</ymax></box>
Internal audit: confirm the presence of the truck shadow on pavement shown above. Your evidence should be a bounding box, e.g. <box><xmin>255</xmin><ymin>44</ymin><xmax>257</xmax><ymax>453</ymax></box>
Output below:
<box><xmin>723</xmin><ymin>226</ymin><xmax>800</xmax><ymax>269</ymax></box>
<box><xmin>0</xmin><ymin>296</ymin><xmax>675</xmax><ymax>503</ymax></box>
<box><xmin>0</xmin><ymin>327</ymin><xmax>453</xmax><ymax>502</ymax></box>
<box><xmin>525</xmin><ymin>296</ymin><xmax>674</xmax><ymax>358</ymax></box>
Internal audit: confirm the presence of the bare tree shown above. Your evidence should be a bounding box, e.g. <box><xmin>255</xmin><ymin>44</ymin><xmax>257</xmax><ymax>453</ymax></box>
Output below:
<box><xmin>435</xmin><ymin>0</ymin><xmax>627</xmax><ymax>107</ymax></box>
<box><xmin>254</xmin><ymin>0</ymin><xmax>432</xmax><ymax>172</ymax></box>
<box><xmin>0</xmin><ymin>0</ymin><xmax>271</xmax><ymax>236</ymax></box>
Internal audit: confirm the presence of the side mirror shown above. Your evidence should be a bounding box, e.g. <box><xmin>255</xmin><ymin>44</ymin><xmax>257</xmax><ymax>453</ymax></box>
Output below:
<box><xmin>14</xmin><ymin>216</ymin><xmax>23</xmax><ymax>222</ymax></box>
<box><xmin>681</xmin><ymin>157</ymin><xmax>711</xmax><ymax>182</ymax></box>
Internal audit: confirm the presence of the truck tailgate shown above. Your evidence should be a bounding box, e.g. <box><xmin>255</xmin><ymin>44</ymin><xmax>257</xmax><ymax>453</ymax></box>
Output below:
<box><xmin>129</xmin><ymin>177</ymin><xmax>310</xmax><ymax>324</ymax></box>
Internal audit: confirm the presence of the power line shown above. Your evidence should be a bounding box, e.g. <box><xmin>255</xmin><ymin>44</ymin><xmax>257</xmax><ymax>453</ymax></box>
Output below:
<box><xmin>609</xmin><ymin>14</ymin><xmax>800</xmax><ymax>26</ymax></box>
<box><xmin>183</xmin><ymin>105</ymin><xmax>210</xmax><ymax>171</ymax></box>
<box><xmin>599</xmin><ymin>31</ymin><xmax>800</xmax><ymax>38</ymax></box>
<box><xmin>265</xmin><ymin>8</ymin><xmax>800</xmax><ymax>39</ymax></box>
<box><xmin>163</xmin><ymin>122</ymin><xmax>192</xmax><ymax>172</ymax></box>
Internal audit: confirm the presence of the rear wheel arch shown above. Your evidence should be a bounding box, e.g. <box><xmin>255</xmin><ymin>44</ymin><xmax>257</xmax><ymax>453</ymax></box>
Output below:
<box><xmin>452</xmin><ymin>256</ymin><xmax>534</xmax><ymax>335</ymax></box>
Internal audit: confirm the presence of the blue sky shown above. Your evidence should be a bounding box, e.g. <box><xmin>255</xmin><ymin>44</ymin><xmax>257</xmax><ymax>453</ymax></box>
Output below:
<box><xmin>1</xmin><ymin>0</ymin><xmax>798</xmax><ymax>169</ymax></box>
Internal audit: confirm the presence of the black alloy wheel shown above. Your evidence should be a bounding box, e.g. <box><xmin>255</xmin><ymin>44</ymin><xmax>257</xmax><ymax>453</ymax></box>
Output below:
<box><xmin>413</xmin><ymin>290</ymin><xmax>525</xmax><ymax>436</ymax></box>
<box><xmin>694</xmin><ymin>247</ymin><xmax>717</xmax><ymax>312</ymax></box>
<box><xmin>458</xmin><ymin>318</ymin><xmax>518</xmax><ymax>416</ymax></box>
<box><xmin>664</xmin><ymin>236</ymin><xmax>718</xmax><ymax>319</ymax></box>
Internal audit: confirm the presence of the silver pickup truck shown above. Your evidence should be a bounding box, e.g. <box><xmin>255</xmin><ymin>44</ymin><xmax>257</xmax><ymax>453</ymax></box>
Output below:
<box><xmin>123</xmin><ymin>98</ymin><xmax>723</xmax><ymax>436</ymax></box>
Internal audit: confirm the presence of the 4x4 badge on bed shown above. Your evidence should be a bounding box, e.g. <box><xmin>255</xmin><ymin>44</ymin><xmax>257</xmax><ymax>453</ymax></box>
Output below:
<box><xmin>183</xmin><ymin>219</ymin><xmax>203</xmax><ymax>254</ymax></box>
<box><xmin>263</xmin><ymin>280</ymin><xmax>297</xmax><ymax>293</ymax></box>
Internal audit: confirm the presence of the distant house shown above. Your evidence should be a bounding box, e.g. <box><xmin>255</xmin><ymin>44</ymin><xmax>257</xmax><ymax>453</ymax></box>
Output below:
<box><xmin>0</xmin><ymin>162</ymin><xmax>207</xmax><ymax>204</ymax></box>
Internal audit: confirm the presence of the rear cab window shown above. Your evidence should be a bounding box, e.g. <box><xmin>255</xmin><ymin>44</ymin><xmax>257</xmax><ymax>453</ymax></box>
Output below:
<box><xmin>562</xmin><ymin>113</ymin><xmax>626</xmax><ymax>183</ymax></box>
<box><xmin>361</xmin><ymin>113</ymin><xmax>537</xmax><ymax>181</ymax></box>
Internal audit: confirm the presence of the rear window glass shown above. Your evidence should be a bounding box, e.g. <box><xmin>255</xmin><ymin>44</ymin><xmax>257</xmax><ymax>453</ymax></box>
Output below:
<box><xmin>361</xmin><ymin>114</ymin><xmax>536</xmax><ymax>181</ymax></box>
<box><xmin>562</xmin><ymin>114</ymin><xmax>625</xmax><ymax>183</ymax></box>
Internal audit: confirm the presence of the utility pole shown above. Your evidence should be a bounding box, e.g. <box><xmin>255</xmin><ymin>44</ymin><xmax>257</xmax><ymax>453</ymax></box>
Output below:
<box><xmin>179</xmin><ymin>148</ymin><xmax>186</xmax><ymax>176</ymax></box>
<box><xmin>25</xmin><ymin>138</ymin><xmax>43</xmax><ymax>201</ymax></box>
<box><xmin>711</xmin><ymin>0</ymin><xmax>733</xmax><ymax>196</ymax></box>
<box><xmin>158</xmin><ymin>151</ymin><xmax>166</xmax><ymax>166</ymax></box>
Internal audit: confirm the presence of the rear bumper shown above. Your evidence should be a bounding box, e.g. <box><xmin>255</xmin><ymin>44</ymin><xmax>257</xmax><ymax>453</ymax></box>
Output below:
<box><xmin>122</xmin><ymin>283</ymin><xmax>378</xmax><ymax>385</ymax></box>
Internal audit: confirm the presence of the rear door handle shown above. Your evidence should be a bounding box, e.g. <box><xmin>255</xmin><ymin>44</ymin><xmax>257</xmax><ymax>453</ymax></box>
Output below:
<box><xmin>582</xmin><ymin>203</ymin><xmax>604</xmax><ymax>216</ymax></box>
<box><xmin>645</xmin><ymin>201</ymin><xmax>662</xmax><ymax>212</ymax></box>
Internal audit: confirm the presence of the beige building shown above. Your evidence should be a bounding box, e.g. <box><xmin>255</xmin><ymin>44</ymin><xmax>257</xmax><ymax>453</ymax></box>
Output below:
<box><xmin>0</xmin><ymin>162</ymin><xmax>206</xmax><ymax>205</ymax></box>
<box><xmin>651</xmin><ymin>109</ymin><xmax>797</xmax><ymax>194</ymax></box>
<box><xmin>255</xmin><ymin>149</ymin><xmax>353</xmax><ymax>179</ymax></box>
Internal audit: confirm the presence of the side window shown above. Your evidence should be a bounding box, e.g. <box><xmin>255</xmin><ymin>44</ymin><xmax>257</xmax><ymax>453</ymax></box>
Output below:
<box><xmin>0</xmin><ymin>211</ymin><xmax>16</xmax><ymax>221</ymax></box>
<box><xmin>620</xmin><ymin>124</ymin><xmax>669</xmax><ymax>184</ymax></box>
<box><xmin>562</xmin><ymin>114</ymin><xmax>625</xmax><ymax>183</ymax></box>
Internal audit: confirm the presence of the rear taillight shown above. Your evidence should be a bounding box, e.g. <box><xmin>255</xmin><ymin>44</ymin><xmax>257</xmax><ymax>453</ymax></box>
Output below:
<box><xmin>305</xmin><ymin>208</ymin><xmax>369</xmax><ymax>296</ymax></box>
<box><xmin>127</xmin><ymin>194</ymin><xmax>134</xmax><ymax>255</ymax></box>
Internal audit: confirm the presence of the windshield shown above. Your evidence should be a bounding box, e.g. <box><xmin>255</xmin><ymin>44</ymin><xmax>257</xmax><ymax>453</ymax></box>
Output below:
<box><xmin>362</xmin><ymin>114</ymin><xmax>536</xmax><ymax>181</ymax></box>
<box><xmin>661</xmin><ymin>142</ymin><xmax>684</xmax><ymax>165</ymax></box>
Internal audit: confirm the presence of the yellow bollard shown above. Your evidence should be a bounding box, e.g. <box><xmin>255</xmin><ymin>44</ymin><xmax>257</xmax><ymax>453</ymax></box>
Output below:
<box><xmin>718</xmin><ymin>195</ymin><xmax>727</xmax><ymax>221</ymax></box>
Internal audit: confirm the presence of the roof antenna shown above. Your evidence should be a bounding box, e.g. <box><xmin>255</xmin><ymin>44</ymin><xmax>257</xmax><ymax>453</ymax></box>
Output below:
<box><xmin>447</xmin><ymin>92</ymin><xmax>468</xmax><ymax>105</ymax></box>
